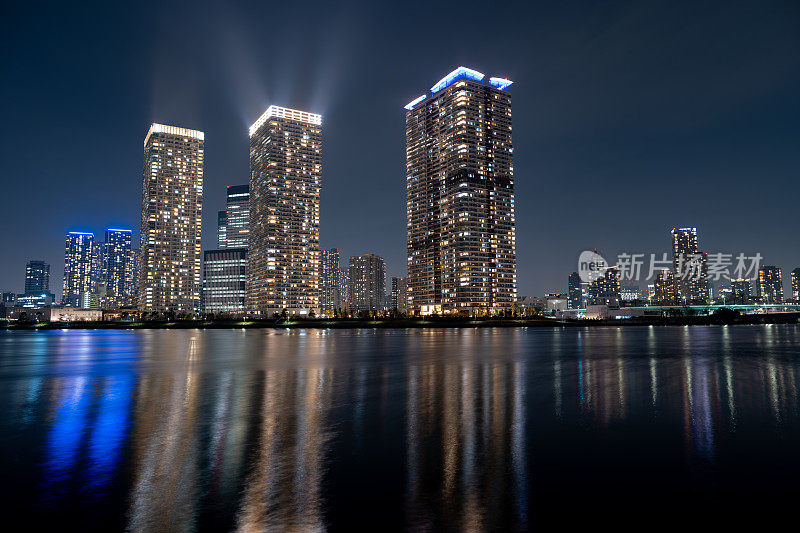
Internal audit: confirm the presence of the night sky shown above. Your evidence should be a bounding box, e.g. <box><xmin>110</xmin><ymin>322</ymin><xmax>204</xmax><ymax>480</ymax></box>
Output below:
<box><xmin>1</xmin><ymin>0</ymin><xmax>798</xmax><ymax>298</ymax></box>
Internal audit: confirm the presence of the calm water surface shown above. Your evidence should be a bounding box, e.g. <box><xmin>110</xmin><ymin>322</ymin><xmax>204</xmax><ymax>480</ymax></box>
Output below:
<box><xmin>1</xmin><ymin>325</ymin><xmax>799</xmax><ymax>530</ymax></box>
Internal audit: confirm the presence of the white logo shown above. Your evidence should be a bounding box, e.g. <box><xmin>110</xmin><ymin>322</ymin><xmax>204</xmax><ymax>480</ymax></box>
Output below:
<box><xmin>578</xmin><ymin>250</ymin><xmax>608</xmax><ymax>283</ymax></box>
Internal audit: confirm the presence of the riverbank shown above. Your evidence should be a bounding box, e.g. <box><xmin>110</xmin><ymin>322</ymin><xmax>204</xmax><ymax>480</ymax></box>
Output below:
<box><xmin>2</xmin><ymin>312</ymin><xmax>798</xmax><ymax>330</ymax></box>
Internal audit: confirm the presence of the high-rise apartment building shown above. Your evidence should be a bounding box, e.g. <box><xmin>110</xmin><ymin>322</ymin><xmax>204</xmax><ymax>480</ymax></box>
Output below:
<box><xmin>405</xmin><ymin>66</ymin><xmax>517</xmax><ymax>316</ymax></box>
<box><xmin>653</xmin><ymin>270</ymin><xmax>676</xmax><ymax>304</ymax></box>
<box><xmin>62</xmin><ymin>231</ymin><xmax>96</xmax><ymax>307</ymax></box>
<box><xmin>223</xmin><ymin>185</ymin><xmax>250</xmax><ymax>248</ymax></box>
<box><xmin>588</xmin><ymin>266</ymin><xmax>620</xmax><ymax>306</ymax></box>
<box><xmin>202</xmin><ymin>248</ymin><xmax>247</xmax><ymax>315</ymax></box>
<box><xmin>670</xmin><ymin>227</ymin><xmax>709</xmax><ymax>304</ymax></box>
<box><xmin>620</xmin><ymin>282</ymin><xmax>640</xmax><ymax>302</ymax></box>
<box><xmin>320</xmin><ymin>248</ymin><xmax>341</xmax><ymax>314</ymax></box>
<box><xmin>790</xmin><ymin>268</ymin><xmax>800</xmax><ymax>302</ymax></box>
<box><xmin>217</xmin><ymin>211</ymin><xmax>228</xmax><ymax>249</ymax></box>
<box><xmin>248</xmin><ymin>106</ymin><xmax>322</xmax><ymax>316</ymax></box>
<box><xmin>391</xmin><ymin>276</ymin><xmax>409</xmax><ymax>313</ymax></box>
<box><xmin>138</xmin><ymin>123</ymin><xmax>204</xmax><ymax>314</ymax></box>
<box><xmin>349</xmin><ymin>254</ymin><xmax>386</xmax><ymax>313</ymax></box>
<box><xmin>24</xmin><ymin>260</ymin><xmax>50</xmax><ymax>295</ymax></box>
<box><xmin>568</xmin><ymin>272</ymin><xmax>582</xmax><ymax>309</ymax></box>
<box><xmin>730</xmin><ymin>278</ymin><xmax>752</xmax><ymax>304</ymax></box>
<box><xmin>102</xmin><ymin>228</ymin><xmax>135</xmax><ymax>306</ymax></box>
<box><xmin>339</xmin><ymin>269</ymin><xmax>349</xmax><ymax>309</ymax></box>
<box><xmin>757</xmin><ymin>265</ymin><xmax>784</xmax><ymax>304</ymax></box>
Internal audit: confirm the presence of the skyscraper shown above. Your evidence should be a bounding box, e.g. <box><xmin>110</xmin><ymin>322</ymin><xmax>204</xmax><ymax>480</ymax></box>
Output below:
<box><xmin>670</xmin><ymin>227</ymin><xmax>709</xmax><ymax>304</ymax></box>
<box><xmin>62</xmin><ymin>231</ymin><xmax>95</xmax><ymax>307</ymax></box>
<box><xmin>757</xmin><ymin>265</ymin><xmax>784</xmax><ymax>304</ymax></box>
<box><xmin>217</xmin><ymin>210</ymin><xmax>228</xmax><ymax>249</ymax></box>
<box><xmin>653</xmin><ymin>269</ymin><xmax>676</xmax><ymax>304</ymax></box>
<box><xmin>406</xmin><ymin>67</ymin><xmax>516</xmax><ymax>316</ymax></box>
<box><xmin>320</xmin><ymin>248</ymin><xmax>341</xmax><ymax>314</ymax></box>
<box><xmin>791</xmin><ymin>268</ymin><xmax>800</xmax><ymax>302</ymax></box>
<box><xmin>202</xmin><ymin>248</ymin><xmax>247</xmax><ymax>315</ymax></box>
<box><xmin>568</xmin><ymin>272</ymin><xmax>582</xmax><ymax>309</ymax></box>
<box><xmin>138</xmin><ymin>123</ymin><xmax>204</xmax><ymax>314</ymax></box>
<box><xmin>248</xmin><ymin>106</ymin><xmax>322</xmax><ymax>316</ymax></box>
<box><xmin>24</xmin><ymin>260</ymin><xmax>50</xmax><ymax>295</ymax></box>
<box><xmin>224</xmin><ymin>185</ymin><xmax>250</xmax><ymax>249</ymax></box>
<box><xmin>102</xmin><ymin>228</ymin><xmax>135</xmax><ymax>307</ymax></box>
<box><xmin>588</xmin><ymin>266</ymin><xmax>620</xmax><ymax>306</ymax></box>
<box><xmin>391</xmin><ymin>276</ymin><xmax>409</xmax><ymax>313</ymax></box>
<box><xmin>339</xmin><ymin>269</ymin><xmax>349</xmax><ymax>309</ymax></box>
<box><xmin>730</xmin><ymin>278</ymin><xmax>752</xmax><ymax>304</ymax></box>
<box><xmin>349</xmin><ymin>254</ymin><xmax>386</xmax><ymax>313</ymax></box>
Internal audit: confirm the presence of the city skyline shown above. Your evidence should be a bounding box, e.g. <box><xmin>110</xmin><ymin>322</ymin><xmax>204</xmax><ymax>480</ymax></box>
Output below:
<box><xmin>1</xmin><ymin>1</ymin><xmax>799</xmax><ymax>299</ymax></box>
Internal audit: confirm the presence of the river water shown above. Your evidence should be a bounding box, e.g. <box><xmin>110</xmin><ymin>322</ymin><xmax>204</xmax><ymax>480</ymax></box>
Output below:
<box><xmin>1</xmin><ymin>325</ymin><xmax>799</xmax><ymax>530</ymax></box>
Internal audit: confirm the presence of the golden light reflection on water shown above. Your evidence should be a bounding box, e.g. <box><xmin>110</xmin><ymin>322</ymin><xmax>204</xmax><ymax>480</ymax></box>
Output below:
<box><xmin>4</xmin><ymin>326</ymin><xmax>800</xmax><ymax>529</ymax></box>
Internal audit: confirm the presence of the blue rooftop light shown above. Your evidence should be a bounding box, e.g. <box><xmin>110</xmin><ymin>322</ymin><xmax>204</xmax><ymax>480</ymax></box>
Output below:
<box><xmin>107</xmin><ymin>228</ymin><xmax>133</xmax><ymax>232</ymax></box>
<box><xmin>431</xmin><ymin>67</ymin><xmax>485</xmax><ymax>94</ymax></box>
<box><xmin>489</xmin><ymin>77</ymin><xmax>513</xmax><ymax>90</ymax></box>
<box><xmin>68</xmin><ymin>231</ymin><xmax>94</xmax><ymax>236</ymax></box>
<box><xmin>404</xmin><ymin>95</ymin><xmax>427</xmax><ymax>111</ymax></box>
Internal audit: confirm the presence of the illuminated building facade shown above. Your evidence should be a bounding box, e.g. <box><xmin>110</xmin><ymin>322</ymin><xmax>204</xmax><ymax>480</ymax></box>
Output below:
<box><xmin>391</xmin><ymin>276</ymin><xmax>409</xmax><ymax>313</ymax></box>
<box><xmin>348</xmin><ymin>254</ymin><xmax>386</xmax><ymax>313</ymax></box>
<box><xmin>791</xmin><ymin>268</ymin><xmax>800</xmax><ymax>302</ymax></box>
<box><xmin>405</xmin><ymin>67</ymin><xmax>516</xmax><ymax>315</ymax></box>
<box><xmin>339</xmin><ymin>270</ymin><xmax>349</xmax><ymax>309</ymax></box>
<box><xmin>670</xmin><ymin>227</ymin><xmax>709</xmax><ymax>303</ymax></box>
<box><xmin>568</xmin><ymin>272</ymin><xmax>582</xmax><ymax>309</ymax></box>
<box><xmin>757</xmin><ymin>265</ymin><xmax>784</xmax><ymax>304</ymax></box>
<box><xmin>320</xmin><ymin>248</ymin><xmax>341</xmax><ymax>314</ymax></box>
<box><xmin>588</xmin><ymin>266</ymin><xmax>620</xmax><ymax>306</ymax></box>
<box><xmin>138</xmin><ymin>123</ymin><xmax>204</xmax><ymax>314</ymax></box>
<box><xmin>102</xmin><ymin>228</ymin><xmax>135</xmax><ymax>307</ymax></box>
<box><xmin>217</xmin><ymin>211</ymin><xmax>228</xmax><ymax>248</ymax></box>
<box><xmin>620</xmin><ymin>282</ymin><xmax>640</xmax><ymax>302</ymax></box>
<box><xmin>248</xmin><ymin>106</ymin><xmax>321</xmax><ymax>316</ymax></box>
<box><xmin>202</xmin><ymin>248</ymin><xmax>247</xmax><ymax>315</ymax></box>
<box><xmin>223</xmin><ymin>185</ymin><xmax>250</xmax><ymax>249</ymax></box>
<box><xmin>730</xmin><ymin>278</ymin><xmax>752</xmax><ymax>304</ymax></box>
<box><xmin>25</xmin><ymin>260</ymin><xmax>50</xmax><ymax>295</ymax></box>
<box><xmin>653</xmin><ymin>269</ymin><xmax>676</xmax><ymax>304</ymax></box>
<box><xmin>62</xmin><ymin>231</ymin><xmax>96</xmax><ymax>307</ymax></box>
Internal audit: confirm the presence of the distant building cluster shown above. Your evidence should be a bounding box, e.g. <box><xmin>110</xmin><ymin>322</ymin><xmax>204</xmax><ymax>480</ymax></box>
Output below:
<box><xmin>2</xmin><ymin>66</ymin><xmax>519</xmax><ymax>320</ymax></box>
<box><xmin>516</xmin><ymin>226</ymin><xmax>799</xmax><ymax>319</ymax></box>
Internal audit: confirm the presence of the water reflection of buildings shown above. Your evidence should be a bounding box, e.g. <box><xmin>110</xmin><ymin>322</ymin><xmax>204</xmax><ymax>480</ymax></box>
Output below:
<box><xmin>40</xmin><ymin>332</ymin><xmax>136</xmax><ymax>502</ymax></box>
<box><xmin>128</xmin><ymin>332</ymin><xmax>204</xmax><ymax>531</ymax></box>
<box><xmin>405</xmin><ymin>330</ymin><xmax>528</xmax><ymax>530</ymax></box>
<box><xmin>18</xmin><ymin>325</ymin><xmax>800</xmax><ymax>529</ymax></box>
<box><xmin>236</xmin><ymin>341</ymin><xmax>332</xmax><ymax>531</ymax></box>
<box><xmin>550</xmin><ymin>326</ymin><xmax>800</xmax><ymax>466</ymax></box>
<box><xmin>111</xmin><ymin>329</ymin><xmax>334</xmax><ymax>530</ymax></box>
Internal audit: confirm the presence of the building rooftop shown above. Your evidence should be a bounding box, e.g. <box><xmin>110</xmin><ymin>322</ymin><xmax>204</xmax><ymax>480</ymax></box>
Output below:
<box><xmin>144</xmin><ymin>123</ymin><xmax>205</xmax><ymax>147</ymax></box>
<box><xmin>404</xmin><ymin>66</ymin><xmax>514</xmax><ymax>111</ymax></box>
<box><xmin>249</xmin><ymin>105</ymin><xmax>322</xmax><ymax>137</ymax></box>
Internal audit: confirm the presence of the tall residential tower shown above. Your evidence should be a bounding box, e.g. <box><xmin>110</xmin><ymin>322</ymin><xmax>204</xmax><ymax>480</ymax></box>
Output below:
<box><xmin>321</xmin><ymin>248</ymin><xmax>341</xmax><ymax>314</ymax></box>
<box><xmin>405</xmin><ymin>67</ymin><xmax>517</xmax><ymax>315</ymax></box>
<box><xmin>24</xmin><ymin>260</ymin><xmax>50</xmax><ymax>295</ymax></box>
<box><xmin>222</xmin><ymin>184</ymin><xmax>250</xmax><ymax>248</ymax></box>
<box><xmin>62</xmin><ymin>231</ymin><xmax>96</xmax><ymax>307</ymax></box>
<box><xmin>670</xmin><ymin>227</ymin><xmax>709</xmax><ymax>304</ymax></box>
<box><xmin>102</xmin><ymin>228</ymin><xmax>136</xmax><ymax>307</ymax></box>
<box><xmin>138</xmin><ymin>123</ymin><xmax>204</xmax><ymax>314</ymax></box>
<box><xmin>248</xmin><ymin>106</ymin><xmax>322</xmax><ymax>316</ymax></box>
<box><xmin>349</xmin><ymin>254</ymin><xmax>386</xmax><ymax>313</ymax></box>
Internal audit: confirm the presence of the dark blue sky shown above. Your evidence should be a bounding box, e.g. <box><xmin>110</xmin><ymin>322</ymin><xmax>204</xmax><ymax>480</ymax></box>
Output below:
<box><xmin>1</xmin><ymin>0</ymin><xmax>798</xmax><ymax>297</ymax></box>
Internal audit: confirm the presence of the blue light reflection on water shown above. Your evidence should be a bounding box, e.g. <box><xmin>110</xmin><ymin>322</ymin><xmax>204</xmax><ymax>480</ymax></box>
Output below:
<box><xmin>1</xmin><ymin>326</ymin><xmax>800</xmax><ymax>529</ymax></box>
